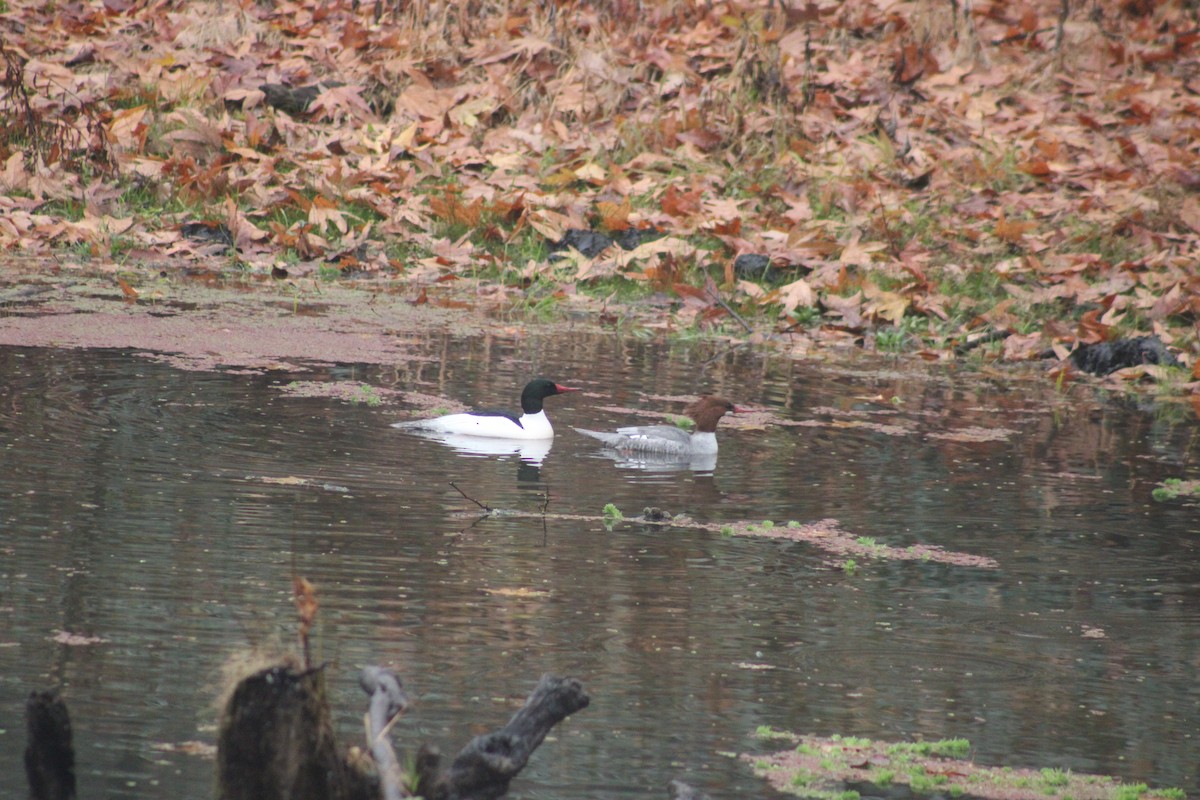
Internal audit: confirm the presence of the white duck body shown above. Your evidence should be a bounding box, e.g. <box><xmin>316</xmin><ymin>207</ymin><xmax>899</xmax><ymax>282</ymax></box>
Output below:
<box><xmin>574</xmin><ymin>396</ymin><xmax>738</xmax><ymax>456</ymax></box>
<box><xmin>576</xmin><ymin>424</ymin><xmax>718</xmax><ymax>455</ymax></box>
<box><xmin>402</xmin><ymin>409</ymin><xmax>553</xmax><ymax>439</ymax></box>
<box><xmin>393</xmin><ymin>378</ymin><xmax>577</xmax><ymax>440</ymax></box>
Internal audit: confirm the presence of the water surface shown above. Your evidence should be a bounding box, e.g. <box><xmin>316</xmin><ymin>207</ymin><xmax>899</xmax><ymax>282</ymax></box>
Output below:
<box><xmin>1</xmin><ymin>337</ymin><xmax>1198</xmax><ymax>799</ymax></box>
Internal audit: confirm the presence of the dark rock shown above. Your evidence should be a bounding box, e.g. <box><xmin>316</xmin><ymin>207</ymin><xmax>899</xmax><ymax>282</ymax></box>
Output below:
<box><xmin>613</xmin><ymin>226</ymin><xmax>664</xmax><ymax>250</ymax></box>
<box><xmin>181</xmin><ymin>221</ymin><xmax>235</xmax><ymax>251</ymax></box>
<box><xmin>1069</xmin><ymin>336</ymin><xmax>1179</xmax><ymax>375</ymax></box>
<box><xmin>548</xmin><ymin>227</ymin><xmax>665</xmax><ymax>261</ymax></box>
<box><xmin>258</xmin><ymin>82</ymin><xmax>344</xmax><ymax>116</ymax></box>
<box><xmin>549</xmin><ymin>229</ymin><xmax>614</xmax><ymax>259</ymax></box>
<box><xmin>733</xmin><ymin>253</ymin><xmax>782</xmax><ymax>283</ymax></box>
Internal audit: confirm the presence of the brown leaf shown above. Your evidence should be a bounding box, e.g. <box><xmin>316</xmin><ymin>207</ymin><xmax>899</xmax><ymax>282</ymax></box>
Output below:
<box><xmin>822</xmin><ymin>292</ymin><xmax>864</xmax><ymax>329</ymax></box>
<box><xmin>1003</xmin><ymin>332</ymin><xmax>1045</xmax><ymax>361</ymax></box>
<box><xmin>1076</xmin><ymin>309</ymin><xmax>1112</xmax><ymax>344</ymax></box>
<box><xmin>777</xmin><ymin>277</ymin><xmax>815</xmax><ymax>315</ymax></box>
<box><xmin>994</xmin><ymin>213</ymin><xmax>1036</xmax><ymax>245</ymax></box>
<box><xmin>1019</xmin><ymin>159</ymin><xmax>1053</xmax><ymax>178</ymax></box>
<box><xmin>661</xmin><ymin>184</ymin><xmax>702</xmax><ymax>218</ymax></box>
<box><xmin>676</xmin><ymin>128</ymin><xmax>723</xmax><ymax>151</ymax></box>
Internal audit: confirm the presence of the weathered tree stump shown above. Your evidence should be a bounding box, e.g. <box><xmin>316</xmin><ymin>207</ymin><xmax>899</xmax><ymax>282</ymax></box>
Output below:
<box><xmin>25</xmin><ymin>690</ymin><xmax>76</xmax><ymax>800</ymax></box>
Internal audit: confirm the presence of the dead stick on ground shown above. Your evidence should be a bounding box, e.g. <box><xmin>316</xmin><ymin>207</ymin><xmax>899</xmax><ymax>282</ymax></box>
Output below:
<box><xmin>707</xmin><ymin>287</ymin><xmax>754</xmax><ymax>334</ymax></box>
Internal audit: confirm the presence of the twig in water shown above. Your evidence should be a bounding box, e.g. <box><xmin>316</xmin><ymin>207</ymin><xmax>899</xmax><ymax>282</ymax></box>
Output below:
<box><xmin>450</xmin><ymin>481</ymin><xmax>492</xmax><ymax>512</ymax></box>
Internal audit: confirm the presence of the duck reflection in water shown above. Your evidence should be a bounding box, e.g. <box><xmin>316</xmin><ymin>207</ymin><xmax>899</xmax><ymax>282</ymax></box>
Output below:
<box><xmin>402</xmin><ymin>431</ymin><xmax>553</xmax><ymax>466</ymax></box>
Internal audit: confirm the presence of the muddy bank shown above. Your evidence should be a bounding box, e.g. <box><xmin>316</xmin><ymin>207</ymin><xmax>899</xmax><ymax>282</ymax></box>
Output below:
<box><xmin>0</xmin><ymin>265</ymin><xmax>583</xmax><ymax>371</ymax></box>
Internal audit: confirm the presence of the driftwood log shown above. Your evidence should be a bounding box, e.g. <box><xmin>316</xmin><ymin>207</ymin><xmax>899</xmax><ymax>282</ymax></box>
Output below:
<box><xmin>25</xmin><ymin>690</ymin><xmax>76</xmax><ymax>800</ymax></box>
<box><xmin>216</xmin><ymin>664</ymin><xmax>588</xmax><ymax>800</ymax></box>
<box><xmin>28</xmin><ymin>672</ymin><xmax>716</xmax><ymax>799</ymax></box>
<box><xmin>360</xmin><ymin>666</ymin><xmax>409</xmax><ymax>800</ymax></box>
<box><xmin>414</xmin><ymin>674</ymin><xmax>590</xmax><ymax>800</ymax></box>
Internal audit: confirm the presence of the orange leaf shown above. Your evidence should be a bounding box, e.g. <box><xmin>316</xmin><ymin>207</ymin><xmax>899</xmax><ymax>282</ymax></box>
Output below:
<box><xmin>710</xmin><ymin>218</ymin><xmax>742</xmax><ymax>236</ymax></box>
<box><xmin>672</xmin><ymin>282</ymin><xmax>710</xmax><ymax>301</ymax></box>
<box><xmin>1019</xmin><ymin>160</ymin><xmax>1053</xmax><ymax>178</ymax></box>
<box><xmin>994</xmin><ymin>214</ymin><xmax>1035</xmax><ymax>245</ymax></box>
<box><xmin>597</xmin><ymin>198</ymin><xmax>632</xmax><ymax>231</ymax></box>
<box><xmin>661</xmin><ymin>184</ymin><xmax>702</xmax><ymax>217</ymax></box>
<box><xmin>117</xmin><ymin>278</ymin><xmax>139</xmax><ymax>300</ymax></box>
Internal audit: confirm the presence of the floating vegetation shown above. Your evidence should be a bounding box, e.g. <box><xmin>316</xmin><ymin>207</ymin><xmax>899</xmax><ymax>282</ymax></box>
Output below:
<box><xmin>693</xmin><ymin>518</ymin><xmax>997</xmax><ymax>569</ymax></box>
<box><xmin>246</xmin><ymin>475</ymin><xmax>350</xmax><ymax>493</ymax></box>
<box><xmin>744</xmin><ymin>733</ymin><xmax>1183</xmax><ymax>800</ymax></box>
<box><xmin>276</xmin><ymin>380</ymin><xmax>400</xmax><ymax>406</ymax></box>
<box><xmin>1151</xmin><ymin>478</ymin><xmax>1200</xmax><ymax>502</ymax></box>
<box><xmin>927</xmin><ymin>425</ymin><xmax>1018</xmax><ymax>443</ymax></box>
<box><xmin>445</xmin><ymin>488</ymin><xmax>997</xmax><ymax>568</ymax></box>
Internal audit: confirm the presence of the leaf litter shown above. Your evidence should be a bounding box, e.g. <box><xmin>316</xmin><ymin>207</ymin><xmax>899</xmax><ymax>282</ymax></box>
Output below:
<box><xmin>0</xmin><ymin>0</ymin><xmax>1198</xmax><ymax>385</ymax></box>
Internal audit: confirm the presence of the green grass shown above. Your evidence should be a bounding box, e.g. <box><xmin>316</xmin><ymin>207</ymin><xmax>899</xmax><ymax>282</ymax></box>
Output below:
<box><xmin>788</xmin><ymin>305</ymin><xmax>823</xmax><ymax>327</ymax></box>
<box><xmin>38</xmin><ymin>198</ymin><xmax>87</xmax><ymax>222</ymax></box>
<box><xmin>876</xmin><ymin>316</ymin><xmax>926</xmax><ymax>354</ymax></box>
<box><xmin>931</xmin><ymin>738</ymin><xmax>972</xmax><ymax>758</ymax></box>
<box><xmin>350</xmin><ymin>385</ymin><xmax>384</xmax><ymax>407</ymax></box>
<box><xmin>1041</xmin><ymin>768</ymin><xmax>1071</xmax><ymax>788</ymax></box>
<box><xmin>830</xmin><ymin>735</ymin><xmax>872</xmax><ymax>747</ymax></box>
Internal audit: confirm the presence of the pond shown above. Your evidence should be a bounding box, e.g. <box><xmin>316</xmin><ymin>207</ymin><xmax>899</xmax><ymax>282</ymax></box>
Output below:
<box><xmin>1</xmin><ymin>335</ymin><xmax>1198</xmax><ymax>800</ymax></box>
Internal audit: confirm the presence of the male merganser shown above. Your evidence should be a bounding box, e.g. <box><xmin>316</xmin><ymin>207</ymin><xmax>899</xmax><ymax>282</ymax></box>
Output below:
<box><xmin>392</xmin><ymin>378</ymin><xmax>578</xmax><ymax>440</ymax></box>
<box><xmin>574</xmin><ymin>395</ymin><xmax>740</xmax><ymax>455</ymax></box>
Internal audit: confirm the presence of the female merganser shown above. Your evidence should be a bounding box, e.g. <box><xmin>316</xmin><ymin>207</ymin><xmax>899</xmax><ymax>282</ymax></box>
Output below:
<box><xmin>392</xmin><ymin>378</ymin><xmax>579</xmax><ymax>440</ymax></box>
<box><xmin>574</xmin><ymin>395</ymin><xmax>740</xmax><ymax>455</ymax></box>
